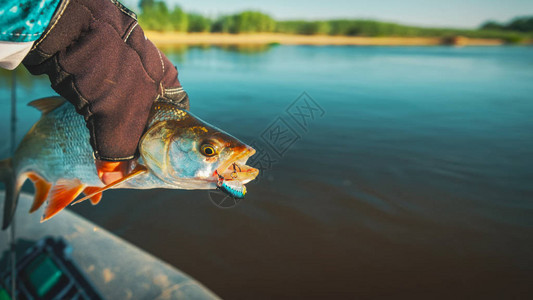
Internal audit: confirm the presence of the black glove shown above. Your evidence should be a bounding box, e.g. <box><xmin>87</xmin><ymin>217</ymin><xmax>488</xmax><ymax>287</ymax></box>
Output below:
<box><xmin>23</xmin><ymin>0</ymin><xmax>189</xmax><ymax>161</ymax></box>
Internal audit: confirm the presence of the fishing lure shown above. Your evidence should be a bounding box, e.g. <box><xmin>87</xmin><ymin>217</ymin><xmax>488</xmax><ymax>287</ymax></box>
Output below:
<box><xmin>217</xmin><ymin>178</ymin><xmax>246</xmax><ymax>199</ymax></box>
<box><xmin>216</xmin><ymin>165</ymin><xmax>247</xmax><ymax>199</ymax></box>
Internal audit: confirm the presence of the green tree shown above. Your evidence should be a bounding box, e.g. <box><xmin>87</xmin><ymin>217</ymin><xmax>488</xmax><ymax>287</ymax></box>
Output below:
<box><xmin>211</xmin><ymin>16</ymin><xmax>233</xmax><ymax>33</ymax></box>
<box><xmin>188</xmin><ymin>13</ymin><xmax>211</xmax><ymax>32</ymax></box>
<box><xmin>480</xmin><ymin>21</ymin><xmax>504</xmax><ymax>31</ymax></box>
<box><xmin>138</xmin><ymin>0</ymin><xmax>188</xmax><ymax>32</ymax></box>
<box><xmin>138</xmin><ymin>1</ymin><xmax>172</xmax><ymax>31</ymax></box>
<box><xmin>212</xmin><ymin>11</ymin><xmax>275</xmax><ymax>33</ymax></box>
<box><xmin>299</xmin><ymin>21</ymin><xmax>330</xmax><ymax>35</ymax></box>
<box><xmin>506</xmin><ymin>16</ymin><xmax>533</xmax><ymax>32</ymax></box>
<box><xmin>170</xmin><ymin>6</ymin><xmax>188</xmax><ymax>32</ymax></box>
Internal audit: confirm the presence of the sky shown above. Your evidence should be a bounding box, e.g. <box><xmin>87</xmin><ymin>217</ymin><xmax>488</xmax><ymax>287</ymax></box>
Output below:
<box><xmin>123</xmin><ymin>0</ymin><xmax>533</xmax><ymax>29</ymax></box>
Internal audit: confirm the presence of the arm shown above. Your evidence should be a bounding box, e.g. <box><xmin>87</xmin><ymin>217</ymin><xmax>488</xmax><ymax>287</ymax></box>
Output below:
<box><xmin>3</xmin><ymin>0</ymin><xmax>190</xmax><ymax>183</ymax></box>
<box><xmin>0</xmin><ymin>0</ymin><xmax>61</xmax><ymax>69</ymax></box>
<box><xmin>23</xmin><ymin>0</ymin><xmax>189</xmax><ymax>161</ymax></box>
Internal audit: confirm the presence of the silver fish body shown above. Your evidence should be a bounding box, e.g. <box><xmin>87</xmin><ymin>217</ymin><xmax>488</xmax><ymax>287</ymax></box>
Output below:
<box><xmin>14</xmin><ymin>100</ymin><xmax>103</xmax><ymax>187</ymax></box>
<box><xmin>1</xmin><ymin>96</ymin><xmax>258</xmax><ymax>228</ymax></box>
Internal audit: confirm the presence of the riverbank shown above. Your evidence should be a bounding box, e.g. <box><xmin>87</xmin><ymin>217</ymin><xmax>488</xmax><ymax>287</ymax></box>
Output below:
<box><xmin>144</xmin><ymin>32</ymin><xmax>514</xmax><ymax>46</ymax></box>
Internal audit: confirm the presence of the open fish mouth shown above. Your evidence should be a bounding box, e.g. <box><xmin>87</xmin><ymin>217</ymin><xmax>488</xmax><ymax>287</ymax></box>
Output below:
<box><xmin>215</xmin><ymin>147</ymin><xmax>258</xmax><ymax>184</ymax></box>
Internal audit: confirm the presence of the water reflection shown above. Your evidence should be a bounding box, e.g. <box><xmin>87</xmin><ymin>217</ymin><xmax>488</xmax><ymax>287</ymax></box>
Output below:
<box><xmin>0</xmin><ymin>66</ymin><xmax>42</xmax><ymax>89</ymax></box>
<box><xmin>157</xmin><ymin>43</ymin><xmax>277</xmax><ymax>56</ymax></box>
<box><xmin>215</xmin><ymin>44</ymin><xmax>277</xmax><ymax>54</ymax></box>
<box><xmin>0</xmin><ymin>44</ymin><xmax>277</xmax><ymax>88</ymax></box>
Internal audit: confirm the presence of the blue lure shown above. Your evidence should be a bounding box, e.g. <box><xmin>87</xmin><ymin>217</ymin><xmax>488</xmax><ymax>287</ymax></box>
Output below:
<box><xmin>217</xmin><ymin>175</ymin><xmax>247</xmax><ymax>199</ymax></box>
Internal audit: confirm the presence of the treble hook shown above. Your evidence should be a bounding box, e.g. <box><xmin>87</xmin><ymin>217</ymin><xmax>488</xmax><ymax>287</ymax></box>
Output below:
<box><xmin>231</xmin><ymin>163</ymin><xmax>241</xmax><ymax>179</ymax></box>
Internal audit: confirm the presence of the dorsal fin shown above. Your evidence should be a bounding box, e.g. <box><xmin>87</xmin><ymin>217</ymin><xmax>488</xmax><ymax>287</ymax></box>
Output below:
<box><xmin>28</xmin><ymin>96</ymin><xmax>66</xmax><ymax>115</ymax></box>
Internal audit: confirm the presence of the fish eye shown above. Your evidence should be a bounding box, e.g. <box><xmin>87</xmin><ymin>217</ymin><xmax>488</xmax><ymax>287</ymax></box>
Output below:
<box><xmin>200</xmin><ymin>144</ymin><xmax>217</xmax><ymax>157</ymax></box>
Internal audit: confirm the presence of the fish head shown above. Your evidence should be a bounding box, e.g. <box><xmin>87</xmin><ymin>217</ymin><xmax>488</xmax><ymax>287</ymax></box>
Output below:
<box><xmin>139</xmin><ymin>102</ymin><xmax>258</xmax><ymax>190</ymax></box>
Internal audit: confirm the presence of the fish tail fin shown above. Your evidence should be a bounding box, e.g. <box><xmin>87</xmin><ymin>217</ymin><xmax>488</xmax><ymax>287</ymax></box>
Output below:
<box><xmin>1</xmin><ymin>158</ymin><xmax>20</xmax><ymax>230</ymax></box>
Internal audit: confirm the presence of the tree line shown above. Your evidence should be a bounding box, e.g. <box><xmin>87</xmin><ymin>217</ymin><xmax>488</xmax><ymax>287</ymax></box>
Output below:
<box><xmin>481</xmin><ymin>16</ymin><xmax>533</xmax><ymax>32</ymax></box>
<box><xmin>137</xmin><ymin>1</ymin><xmax>532</xmax><ymax>42</ymax></box>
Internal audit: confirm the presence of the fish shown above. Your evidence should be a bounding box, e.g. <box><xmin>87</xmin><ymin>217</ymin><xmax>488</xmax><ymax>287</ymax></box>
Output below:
<box><xmin>1</xmin><ymin>96</ymin><xmax>258</xmax><ymax>229</ymax></box>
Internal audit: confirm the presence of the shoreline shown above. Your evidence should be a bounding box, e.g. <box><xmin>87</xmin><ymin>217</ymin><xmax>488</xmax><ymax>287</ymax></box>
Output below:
<box><xmin>145</xmin><ymin>32</ymin><xmax>513</xmax><ymax>46</ymax></box>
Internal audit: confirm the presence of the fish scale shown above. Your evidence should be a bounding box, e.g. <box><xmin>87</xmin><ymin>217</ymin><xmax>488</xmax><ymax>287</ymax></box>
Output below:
<box><xmin>14</xmin><ymin>102</ymin><xmax>102</xmax><ymax>186</ymax></box>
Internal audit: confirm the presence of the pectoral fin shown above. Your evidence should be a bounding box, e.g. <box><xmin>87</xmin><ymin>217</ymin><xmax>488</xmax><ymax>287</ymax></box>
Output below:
<box><xmin>27</xmin><ymin>172</ymin><xmax>52</xmax><ymax>213</ymax></box>
<box><xmin>83</xmin><ymin>187</ymin><xmax>103</xmax><ymax>205</ymax></box>
<box><xmin>71</xmin><ymin>165</ymin><xmax>147</xmax><ymax>205</ymax></box>
<box><xmin>42</xmin><ymin>179</ymin><xmax>86</xmax><ymax>222</ymax></box>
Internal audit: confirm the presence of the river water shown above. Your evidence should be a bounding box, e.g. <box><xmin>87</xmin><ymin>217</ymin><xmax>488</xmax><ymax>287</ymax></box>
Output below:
<box><xmin>1</xmin><ymin>45</ymin><xmax>533</xmax><ymax>298</ymax></box>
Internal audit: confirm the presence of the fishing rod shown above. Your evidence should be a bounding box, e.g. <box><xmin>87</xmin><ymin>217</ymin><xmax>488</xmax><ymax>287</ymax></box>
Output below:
<box><xmin>9</xmin><ymin>69</ymin><xmax>17</xmax><ymax>299</ymax></box>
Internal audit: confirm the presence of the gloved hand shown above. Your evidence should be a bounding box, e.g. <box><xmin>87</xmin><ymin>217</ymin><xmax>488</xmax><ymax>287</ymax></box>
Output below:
<box><xmin>22</xmin><ymin>0</ymin><xmax>189</xmax><ymax>183</ymax></box>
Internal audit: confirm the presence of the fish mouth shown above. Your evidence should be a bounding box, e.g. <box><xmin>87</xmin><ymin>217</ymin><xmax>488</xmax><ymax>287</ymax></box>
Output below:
<box><xmin>215</xmin><ymin>146</ymin><xmax>258</xmax><ymax>184</ymax></box>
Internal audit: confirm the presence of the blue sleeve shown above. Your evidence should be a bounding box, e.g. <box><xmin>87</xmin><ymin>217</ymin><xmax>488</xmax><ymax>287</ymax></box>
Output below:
<box><xmin>0</xmin><ymin>0</ymin><xmax>61</xmax><ymax>42</ymax></box>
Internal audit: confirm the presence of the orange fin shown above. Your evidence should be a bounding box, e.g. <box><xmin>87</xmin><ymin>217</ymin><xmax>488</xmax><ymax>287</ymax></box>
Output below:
<box><xmin>27</xmin><ymin>172</ymin><xmax>52</xmax><ymax>213</ymax></box>
<box><xmin>72</xmin><ymin>165</ymin><xmax>147</xmax><ymax>205</ymax></box>
<box><xmin>42</xmin><ymin>179</ymin><xmax>85</xmax><ymax>222</ymax></box>
<box><xmin>28</xmin><ymin>96</ymin><xmax>66</xmax><ymax>115</ymax></box>
<box><xmin>83</xmin><ymin>187</ymin><xmax>103</xmax><ymax>205</ymax></box>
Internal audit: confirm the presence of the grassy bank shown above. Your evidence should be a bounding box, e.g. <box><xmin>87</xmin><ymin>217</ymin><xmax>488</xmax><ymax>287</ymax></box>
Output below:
<box><xmin>137</xmin><ymin>2</ymin><xmax>533</xmax><ymax>45</ymax></box>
